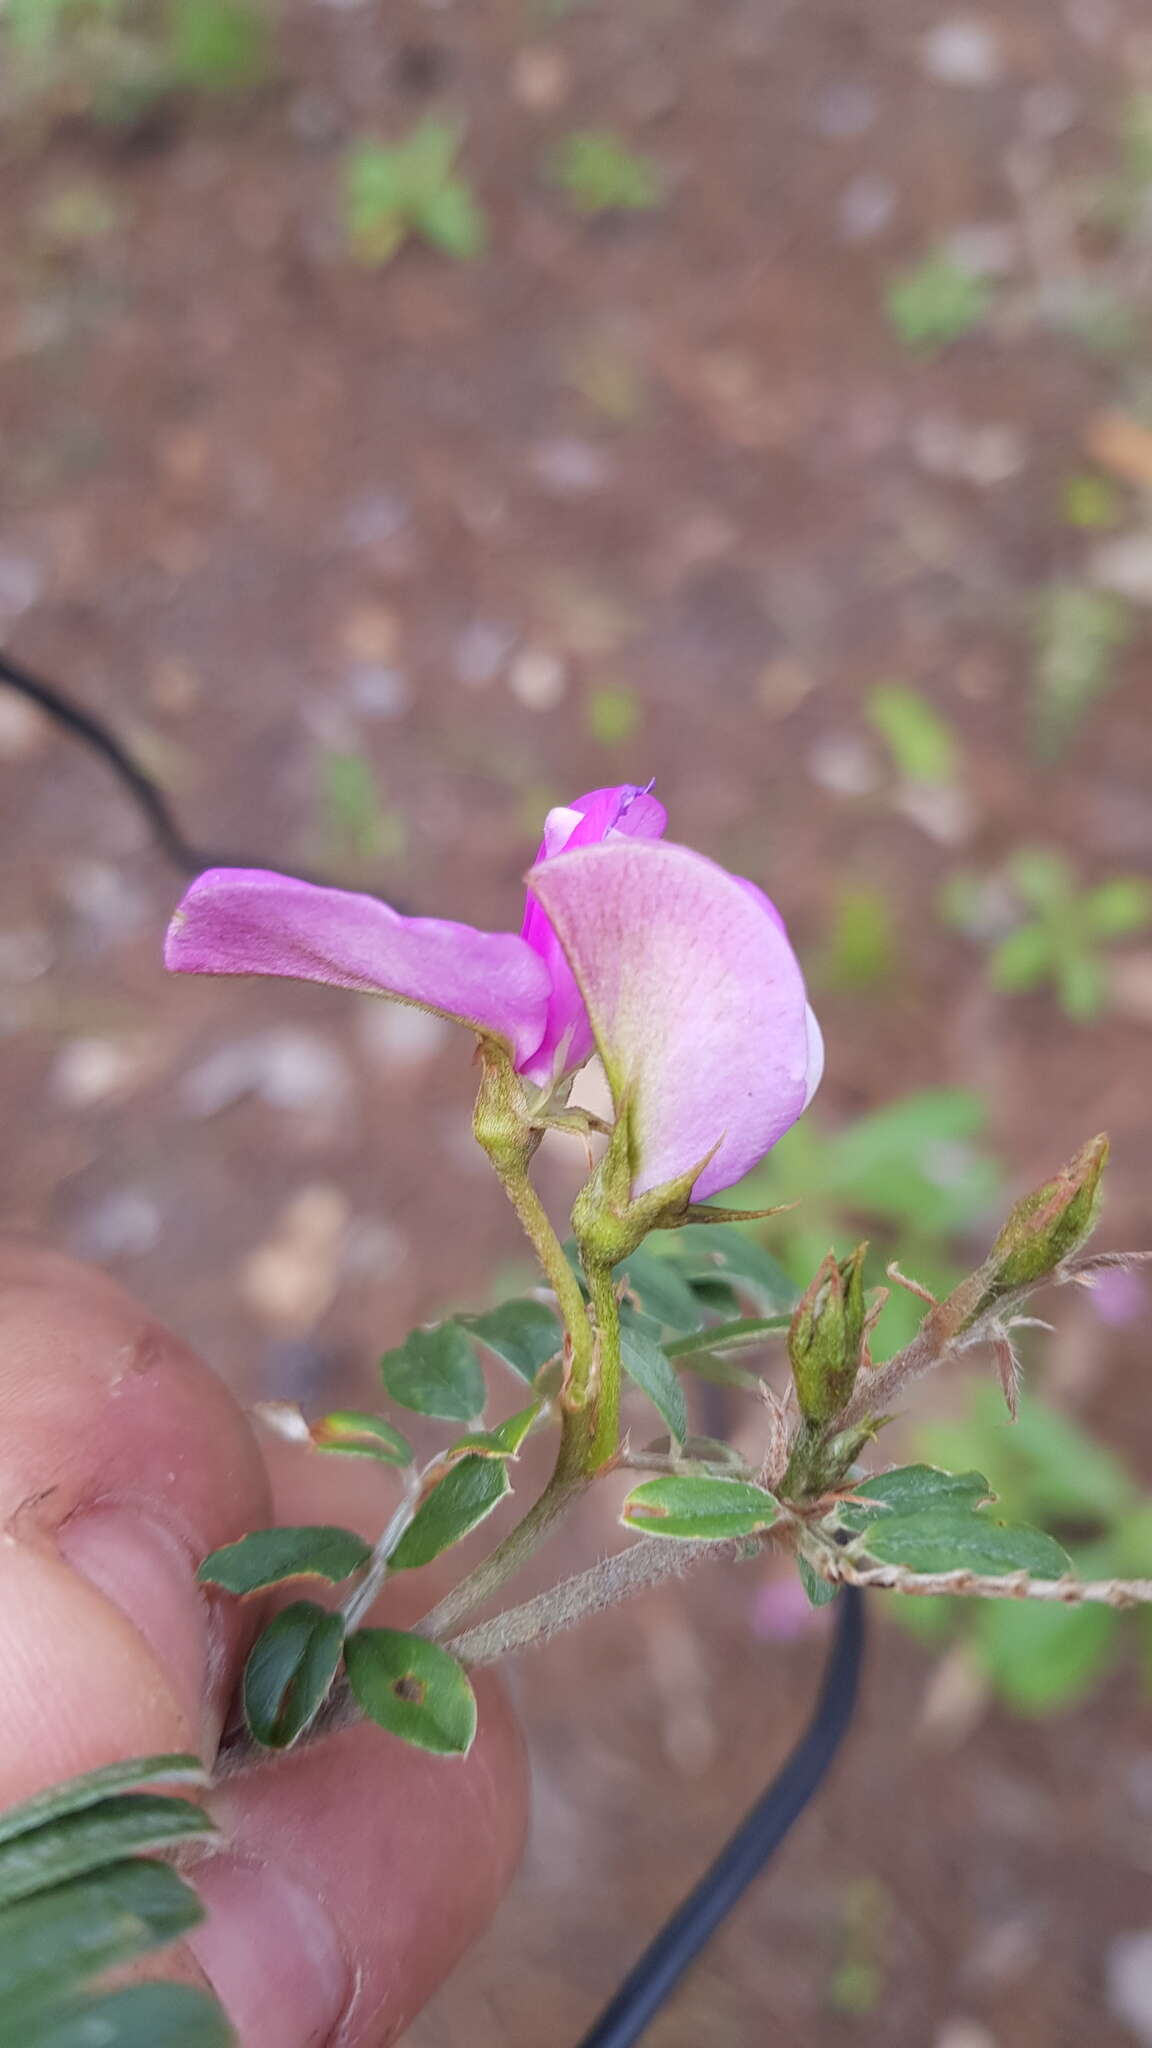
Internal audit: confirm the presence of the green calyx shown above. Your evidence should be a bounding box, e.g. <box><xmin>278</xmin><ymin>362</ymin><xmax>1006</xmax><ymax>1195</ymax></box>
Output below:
<box><xmin>788</xmin><ymin>1244</ymin><xmax>869</xmax><ymax>1427</ymax></box>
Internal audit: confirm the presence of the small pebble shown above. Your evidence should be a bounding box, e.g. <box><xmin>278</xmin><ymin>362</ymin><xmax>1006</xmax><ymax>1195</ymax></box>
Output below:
<box><xmin>935</xmin><ymin>2024</ymin><xmax>998</xmax><ymax>2048</ymax></box>
<box><xmin>345</xmin><ymin>662</ymin><xmax>411</xmax><ymax>718</ymax></box>
<box><xmin>838</xmin><ymin>174</ymin><xmax>897</xmax><ymax>243</ymax></box>
<box><xmin>52</xmin><ymin>1037</ymin><xmax>150</xmax><ymax>1108</ymax></box>
<box><xmin>1108</xmin><ymin>1932</ymin><xmax>1152</xmax><ymax>2047</ymax></box>
<box><xmin>511</xmin><ymin>45</ymin><xmax>570</xmax><ymax>112</ymax></box>
<box><xmin>0</xmin><ymin>928</ymin><xmax>55</xmax><ymax>983</ymax></box>
<box><xmin>509</xmin><ymin>648</ymin><xmax>568</xmax><ymax>712</ymax></box>
<box><xmin>182</xmin><ymin>1029</ymin><xmax>352</xmax><ymax>1117</ymax></box>
<box><xmin>1089</xmin><ymin>532</ymin><xmax>1152</xmax><ymax>605</ymax></box>
<box><xmin>453</xmin><ymin>620</ymin><xmax>516</xmax><ymax>691</ymax></box>
<box><xmin>531</xmin><ymin>438</ymin><xmax>613</xmax><ymax>497</ymax></box>
<box><xmin>921</xmin><ymin>16</ymin><xmax>1003</xmax><ymax>87</ymax></box>
<box><xmin>72</xmin><ymin>1188</ymin><xmax>162</xmax><ymax>1260</ymax></box>
<box><xmin>811</xmin><ymin>80</ymin><xmax>877</xmax><ymax>140</ymax></box>
<box><xmin>342</xmin><ymin>490</ymin><xmax>411</xmax><ymax>549</ymax></box>
<box><xmin>807</xmin><ymin>734</ymin><xmax>882</xmax><ymax>797</ymax></box>
<box><xmin>340</xmin><ymin>604</ymin><xmax>399</xmax><ymax>663</ymax></box>
<box><xmin>358</xmin><ymin>1002</ymin><xmax>450</xmax><ymax>1068</ymax></box>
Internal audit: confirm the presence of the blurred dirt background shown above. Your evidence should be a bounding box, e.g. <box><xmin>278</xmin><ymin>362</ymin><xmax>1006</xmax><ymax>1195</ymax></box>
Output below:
<box><xmin>3</xmin><ymin>1</ymin><xmax>1152</xmax><ymax>2042</ymax></box>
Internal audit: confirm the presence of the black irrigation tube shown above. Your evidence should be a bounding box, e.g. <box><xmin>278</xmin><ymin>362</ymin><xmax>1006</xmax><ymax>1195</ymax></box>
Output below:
<box><xmin>574</xmin><ymin>1586</ymin><xmax>865</xmax><ymax>2048</ymax></box>
<box><xmin>0</xmin><ymin>656</ymin><xmax>869</xmax><ymax>2048</ymax></box>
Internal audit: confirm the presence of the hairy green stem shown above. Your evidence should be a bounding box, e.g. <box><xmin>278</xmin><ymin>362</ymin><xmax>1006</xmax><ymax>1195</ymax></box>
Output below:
<box><xmin>583</xmin><ymin>1257</ymin><xmax>623</xmax><ymax>1471</ymax></box>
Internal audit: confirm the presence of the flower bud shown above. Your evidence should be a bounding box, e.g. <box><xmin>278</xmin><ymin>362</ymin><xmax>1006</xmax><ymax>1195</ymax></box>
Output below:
<box><xmin>949</xmin><ymin>1134</ymin><xmax>1109</xmax><ymax>1332</ymax></box>
<box><xmin>788</xmin><ymin>1243</ymin><xmax>868</xmax><ymax>1425</ymax></box>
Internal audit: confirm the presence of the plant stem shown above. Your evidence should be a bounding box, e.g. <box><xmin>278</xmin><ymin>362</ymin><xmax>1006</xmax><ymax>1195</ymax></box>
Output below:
<box><xmin>583</xmin><ymin>1256</ymin><xmax>622</xmax><ymax>1472</ymax></box>
<box><xmin>417</xmin><ymin>1463</ymin><xmax>584</xmax><ymax>1642</ymax></box>
<box><xmin>444</xmin><ymin>1534</ymin><xmax>745</xmax><ymax>1667</ymax></box>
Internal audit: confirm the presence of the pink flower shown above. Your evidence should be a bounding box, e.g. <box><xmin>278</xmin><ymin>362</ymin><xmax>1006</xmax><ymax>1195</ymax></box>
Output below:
<box><xmin>165</xmin><ymin>785</ymin><xmax>820</xmax><ymax>1198</ymax></box>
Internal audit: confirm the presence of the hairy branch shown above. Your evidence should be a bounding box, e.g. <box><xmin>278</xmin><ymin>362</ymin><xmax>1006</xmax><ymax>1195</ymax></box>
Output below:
<box><xmin>829</xmin><ymin>1558</ymin><xmax>1152</xmax><ymax>1608</ymax></box>
<box><xmin>444</xmin><ymin>1534</ymin><xmax>743</xmax><ymax>1667</ymax></box>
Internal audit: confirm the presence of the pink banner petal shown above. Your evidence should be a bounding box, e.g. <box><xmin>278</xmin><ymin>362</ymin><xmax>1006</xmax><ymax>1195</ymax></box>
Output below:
<box><xmin>529</xmin><ymin>839</ymin><xmax>816</xmax><ymax>1198</ymax></box>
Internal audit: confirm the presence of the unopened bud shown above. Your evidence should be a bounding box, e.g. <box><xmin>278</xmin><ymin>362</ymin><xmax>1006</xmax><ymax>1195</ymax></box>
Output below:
<box><xmin>788</xmin><ymin>1243</ymin><xmax>868</xmax><ymax>1425</ymax></box>
<box><xmin>952</xmin><ymin>1134</ymin><xmax>1110</xmax><ymax>1331</ymax></box>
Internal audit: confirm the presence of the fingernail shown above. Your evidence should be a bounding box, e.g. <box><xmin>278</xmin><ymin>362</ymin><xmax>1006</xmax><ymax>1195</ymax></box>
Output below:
<box><xmin>189</xmin><ymin>1855</ymin><xmax>351</xmax><ymax>2048</ymax></box>
<box><xmin>58</xmin><ymin>1501</ymin><xmax>211</xmax><ymax>1748</ymax></box>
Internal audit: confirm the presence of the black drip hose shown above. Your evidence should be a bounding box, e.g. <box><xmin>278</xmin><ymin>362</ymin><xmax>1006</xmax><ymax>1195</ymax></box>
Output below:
<box><xmin>574</xmin><ymin>1587</ymin><xmax>865</xmax><ymax>2048</ymax></box>
<box><xmin>0</xmin><ymin>655</ymin><xmax>869</xmax><ymax>2048</ymax></box>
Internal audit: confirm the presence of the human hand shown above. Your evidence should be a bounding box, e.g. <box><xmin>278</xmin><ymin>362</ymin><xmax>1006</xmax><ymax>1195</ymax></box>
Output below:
<box><xmin>0</xmin><ymin>1244</ymin><xmax>527</xmax><ymax>2046</ymax></box>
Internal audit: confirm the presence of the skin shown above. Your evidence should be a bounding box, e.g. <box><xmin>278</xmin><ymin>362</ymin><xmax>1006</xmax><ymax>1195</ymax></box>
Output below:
<box><xmin>0</xmin><ymin>1242</ymin><xmax>528</xmax><ymax>2047</ymax></box>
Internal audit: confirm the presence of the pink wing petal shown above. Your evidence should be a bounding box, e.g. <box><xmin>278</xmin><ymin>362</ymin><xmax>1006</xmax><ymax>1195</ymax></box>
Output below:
<box><xmin>528</xmin><ymin>839</ymin><xmax>817</xmax><ymax>1198</ymax></box>
<box><xmin>165</xmin><ymin>869</ymin><xmax>551</xmax><ymax>1069</ymax></box>
<box><xmin>518</xmin><ymin>784</ymin><xmax>667</xmax><ymax>1088</ymax></box>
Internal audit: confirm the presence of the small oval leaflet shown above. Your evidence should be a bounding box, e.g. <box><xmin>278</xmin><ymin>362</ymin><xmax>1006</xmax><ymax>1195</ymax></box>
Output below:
<box><xmin>0</xmin><ymin>1794</ymin><xmax>215</xmax><ymax>1911</ymax></box>
<box><xmin>243</xmin><ymin>1601</ymin><xmax>346</xmax><ymax>1749</ymax></box>
<box><xmin>0</xmin><ymin>1755</ymin><xmax>206</xmax><ymax>1853</ymax></box>
<box><xmin>619</xmin><ymin>1325</ymin><xmax>687</xmax><ymax>1444</ymax></box>
<box><xmin>859</xmin><ymin>1508</ymin><xmax>1071</xmax><ymax>1580</ymax></box>
<box><xmin>313</xmin><ymin>1410</ymin><xmax>413</xmax><ymax>1466</ymax></box>
<box><xmin>27</xmin><ymin>1981</ymin><xmax>234</xmax><ymax>2048</ymax></box>
<box><xmin>345</xmin><ymin>1628</ymin><xmax>477</xmax><ymax>1756</ymax></box>
<box><xmin>389</xmin><ymin>1454</ymin><xmax>510</xmax><ymax>1572</ymax></box>
<box><xmin>448</xmin><ymin>1400</ymin><xmax>542</xmax><ymax>1460</ymax></box>
<box><xmin>622</xmin><ymin>1473</ymin><xmax>780</xmax><ymax>1540</ymax></box>
<box><xmin>380</xmin><ymin>1322</ymin><xmax>486</xmax><ymax>1421</ymax></box>
<box><xmin>459</xmin><ymin>1299</ymin><xmax>562</xmax><ymax>1383</ymax></box>
<box><xmin>0</xmin><ymin>1860</ymin><xmax>205</xmax><ymax>2021</ymax></box>
<box><xmin>835</xmin><ymin>1463</ymin><xmax>992</xmax><ymax>1533</ymax></box>
<box><xmin>198</xmin><ymin>1524</ymin><xmax>371</xmax><ymax>1595</ymax></box>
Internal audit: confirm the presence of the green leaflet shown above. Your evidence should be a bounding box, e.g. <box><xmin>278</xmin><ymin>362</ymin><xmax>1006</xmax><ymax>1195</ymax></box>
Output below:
<box><xmin>345</xmin><ymin>1630</ymin><xmax>477</xmax><ymax>1756</ymax></box>
<box><xmin>26</xmin><ymin>1982</ymin><xmax>234</xmax><ymax>2048</ymax></box>
<box><xmin>459</xmin><ymin>1300</ymin><xmax>562</xmax><ymax>1383</ymax></box>
<box><xmin>242</xmin><ymin>1602</ymin><xmax>345</xmax><ymax>1749</ymax></box>
<box><xmin>198</xmin><ymin>1525</ymin><xmax>371</xmax><ymax>1595</ymax></box>
<box><xmin>0</xmin><ymin>1795</ymin><xmax>214</xmax><ymax>1910</ymax></box>
<box><xmin>622</xmin><ymin>1474</ymin><xmax>779</xmax><ymax>1540</ymax></box>
<box><xmin>380</xmin><ymin>1323</ymin><xmax>486</xmax><ymax>1421</ymax></box>
<box><xmin>859</xmin><ymin>1508</ymin><xmax>1071</xmax><ymax>1580</ymax></box>
<box><xmin>0</xmin><ymin>1756</ymin><xmax>206</xmax><ymax>1852</ymax></box>
<box><xmin>619</xmin><ymin>1325</ymin><xmax>687</xmax><ymax>1444</ymax></box>
<box><xmin>389</xmin><ymin>1455</ymin><xmax>510</xmax><ymax>1572</ymax></box>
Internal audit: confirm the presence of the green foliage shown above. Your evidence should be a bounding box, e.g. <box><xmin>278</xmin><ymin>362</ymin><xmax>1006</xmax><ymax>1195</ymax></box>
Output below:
<box><xmin>344</xmin><ymin>1629</ymin><xmax>477</xmax><ymax>1756</ymax></box>
<box><xmin>856</xmin><ymin>1505</ymin><xmax>1070</xmax><ymax>1579</ymax></box>
<box><xmin>389</xmin><ymin>1454</ymin><xmax>510</xmax><ymax>1571</ymax></box>
<box><xmin>622</xmin><ymin>1473</ymin><xmax>779</xmax><ymax>1539</ymax></box>
<box><xmin>312</xmin><ymin>1409</ymin><xmax>414</xmax><ymax>1465</ymax></box>
<box><xmin>884</xmin><ymin>252</ymin><xmax>991</xmax><ymax>352</ymax></box>
<box><xmin>867</xmin><ymin>682</ymin><xmax>958</xmax><ymax>786</ymax></box>
<box><xmin>816</xmin><ymin>884</ymin><xmax>899</xmax><ymax>993</ymax></box>
<box><xmin>198</xmin><ymin>1524</ymin><xmax>372</xmax><ymax>1593</ymax></box>
<box><xmin>1033</xmin><ymin>584</ymin><xmax>1132</xmax><ymax>760</ymax></box>
<box><xmin>835</xmin><ymin>1463</ymin><xmax>991</xmax><ymax>1530</ymax></box>
<box><xmin>0</xmin><ymin>1756</ymin><xmax>229</xmax><ymax>2044</ymax></box>
<box><xmin>2</xmin><ymin>0</ymin><xmax>269</xmax><ymax>122</ymax></box>
<box><xmin>318</xmin><ymin>750</ymin><xmax>401</xmax><ymax>868</ymax></box>
<box><xmin>737</xmin><ymin>1089</ymin><xmax>1004</xmax><ymax>1357</ymax></box>
<box><xmin>951</xmin><ymin>846</ymin><xmax>1152</xmax><ymax>1022</ymax></box>
<box><xmin>0</xmin><ymin>1793</ymin><xmax>213</xmax><ymax>1909</ymax></box>
<box><xmin>548</xmin><ymin>130</ymin><xmax>663</xmax><ymax>216</ymax></box>
<box><xmin>165</xmin><ymin>0</ymin><xmax>266</xmax><ymax>90</ymax></box>
<box><xmin>380</xmin><ymin>1322</ymin><xmax>487</xmax><ymax>1421</ymax></box>
<box><xmin>459</xmin><ymin>1298</ymin><xmax>561</xmax><ymax>1382</ymax></box>
<box><xmin>586</xmin><ymin>684</ymin><xmax>642</xmax><ymax>747</ymax></box>
<box><xmin>449</xmin><ymin>1399</ymin><xmax>543</xmax><ymax>1459</ymax></box>
<box><xmin>1060</xmin><ymin>472</ymin><xmax>1122</xmax><ymax>530</ymax></box>
<box><xmin>242</xmin><ymin>1600</ymin><xmax>345</xmax><ymax>1748</ymax></box>
<box><xmin>906</xmin><ymin>1386</ymin><xmax>1151</xmax><ymax>1712</ymax></box>
<box><xmin>343</xmin><ymin>122</ymin><xmax>486</xmax><ymax>267</ymax></box>
<box><xmin>619</xmin><ymin>1323</ymin><xmax>688</xmax><ymax>1443</ymax></box>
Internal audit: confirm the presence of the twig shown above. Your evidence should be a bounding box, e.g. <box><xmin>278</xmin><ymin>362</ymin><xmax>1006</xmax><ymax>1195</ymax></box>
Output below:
<box><xmin>443</xmin><ymin>1535</ymin><xmax>741</xmax><ymax>1667</ymax></box>
<box><xmin>829</xmin><ymin>1558</ymin><xmax>1152</xmax><ymax>1608</ymax></box>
